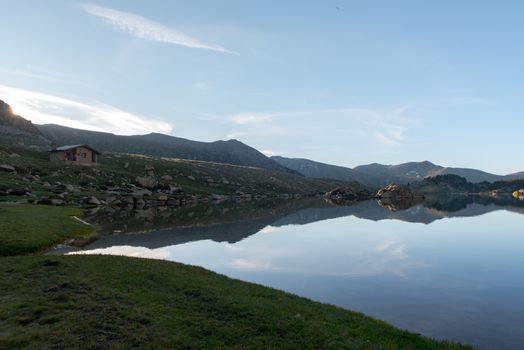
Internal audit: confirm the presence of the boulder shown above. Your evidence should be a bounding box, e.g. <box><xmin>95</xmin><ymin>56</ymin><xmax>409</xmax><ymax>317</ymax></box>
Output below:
<box><xmin>161</xmin><ymin>175</ymin><xmax>173</xmax><ymax>181</ymax></box>
<box><xmin>86</xmin><ymin>196</ymin><xmax>101</xmax><ymax>205</ymax></box>
<box><xmin>50</xmin><ymin>199</ymin><xmax>65</xmax><ymax>206</ymax></box>
<box><xmin>135</xmin><ymin>176</ymin><xmax>158</xmax><ymax>189</ymax></box>
<box><xmin>0</xmin><ymin>164</ymin><xmax>15</xmax><ymax>172</ymax></box>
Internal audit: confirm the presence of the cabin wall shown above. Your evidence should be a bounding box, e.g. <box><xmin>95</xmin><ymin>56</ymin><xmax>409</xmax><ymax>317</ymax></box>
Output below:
<box><xmin>73</xmin><ymin>147</ymin><xmax>95</xmax><ymax>165</ymax></box>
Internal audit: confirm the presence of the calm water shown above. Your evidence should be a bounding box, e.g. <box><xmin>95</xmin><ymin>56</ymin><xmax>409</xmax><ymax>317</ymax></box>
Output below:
<box><xmin>65</xmin><ymin>197</ymin><xmax>524</xmax><ymax>349</ymax></box>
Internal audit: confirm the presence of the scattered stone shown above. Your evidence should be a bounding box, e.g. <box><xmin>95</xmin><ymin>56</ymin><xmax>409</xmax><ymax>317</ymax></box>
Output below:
<box><xmin>169</xmin><ymin>185</ymin><xmax>182</xmax><ymax>193</ymax></box>
<box><xmin>124</xmin><ymin>162</ymin><xmax>129</xmax><ymax>168</ymax></box>
<box><xmin>161</xmin><ymin>175</ymin><xmax>173</xmax><ymax>181</ymax></box>
<box><xmin>145</xmin><ymin>165</ymin><xmax>155</xmax><ymax>171</ymax></box>
<box><xmin>65</xmin><ymin>184</ymin><xmax>78</xmax><ymax>192</ymax></box>
<box><xmin>9</xmin><ymin>153</ymin><xmax>21</xmax><ymax>158</ymax></box>
<box><xmin>0</xmin><ymin>164</ymin><xmax>15</xmax><ymax>172</ymax></box>
<box><xmin>135</xmin><ymin>198</ymin><xmax>146</xmax><ymax>208</ymax></box>
<box><xmin>50</xmin><ymin>199</ymin><xmax>65</xmax><ymax>206</ymax></box>
<box><xmin>86</xmin><ymin>196</ymin><xmax>101</xmax><ymax>205</ymax></box>
<box><xmin>187</xmin><ymin>175</ymin><xmax>195</xmax><ymax>181</ymax></box>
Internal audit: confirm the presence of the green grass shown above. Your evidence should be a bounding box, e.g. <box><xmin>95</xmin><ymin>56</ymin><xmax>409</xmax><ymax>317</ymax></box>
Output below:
<box><xmin>0</xmin><ymin>204</ymin><xmax>96</xmax><ymax>256</ymax></box>
<box><xmin>0</xmin><ymin>255</ymin><xmax>471</xmax><ymax>349</ymax></box>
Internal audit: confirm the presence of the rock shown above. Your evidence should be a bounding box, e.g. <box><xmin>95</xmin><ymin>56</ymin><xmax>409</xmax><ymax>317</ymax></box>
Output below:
<box><xmin>135</xmin><ymin>198</ymin><xmax>146</xmax><ymax>208</ymax></box>
<box><xmin>375</xmin><ymin>184</ymin><xmax>421</xmax><ymax>199</ymax></box>
<box><xmin>9</xmin><ymin>153</ymin><xmax>21</xmax><ymax>158</ymax></box>
<box><xmin>169</xmin><ymin>185</ymin><xmax>182</xmax><ymax>193</ymax></box>
<box><xmin>145</xmin><ymin>164</ymin><xmax>155</xmax><ymax>171</ymax></box>
<box><xmin>135</xmin><ymin>176</ymin><xmax>158</xmax><ymax>189</ymax></box>
<box><xmin>131</xmin><ymin>189</ymin><xmax>152</xmax><ymax>196</ymax></box>
<box><xmin>161</xmin><ymin>175</ymin><xmax>173</xmax><ymax>181</ymax></box>
<box><xmin>42</xmin><ymin>182</ymin><xmax>51</xmax><ymax>188</ymax></box>
<box><xmin>86</xmin><ymin>196</ymin><xmax>101</xmax><ymax>205</ymax></box>
<box><xmin>158</xmin><ymin>195</ymin><xmax>168</xmax><ymax>201</ymax></box>
<box><xmin>0</xmin><ymin>164</ymin><xmax>15</xmax><ymax>172</ymax></box>
<box><xmin>8</xmin><ymin>189</ymin><xmax>27</xmax><ymax>196</ymax></box>
<box><xmin>124</xmin><ymin>162</ymin><xmax>129</xmax><ymax>168</ymax></box>
<box><xmin>50</xmin><ymin>199</ymin><xmax>65</xmax><ymax>206</ymax></box>
<box><xmin>65</xmin><ymin>184</ymin><xmax>78</xmax><ymax>192</ymax></box>
<box><xmin>324</xmin><ymin>188</ymin><xmax>372</xmax><ymax>204</ymax></box>
<box><xmin>187</xmin><ymin>175</ymin><xmax>195</xmax><ymax>181</ymax></box>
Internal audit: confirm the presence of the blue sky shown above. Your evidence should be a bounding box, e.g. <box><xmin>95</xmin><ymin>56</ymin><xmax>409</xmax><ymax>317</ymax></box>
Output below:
<box><xmin>1</xmin><ymin>1</ymin><xmax>523</xmax><ymax>174</ymax></box>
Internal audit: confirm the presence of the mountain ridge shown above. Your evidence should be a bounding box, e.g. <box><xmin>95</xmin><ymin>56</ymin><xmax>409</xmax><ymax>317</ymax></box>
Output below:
<box><xmin>36</xmin><ymin>124</ymin><xmax>296</xmax><ymax>173</ymax></box>
<box><xmin>272</xmin><ymin>156</ymin><xmax>524</xmax><ymax>186</ymax></box>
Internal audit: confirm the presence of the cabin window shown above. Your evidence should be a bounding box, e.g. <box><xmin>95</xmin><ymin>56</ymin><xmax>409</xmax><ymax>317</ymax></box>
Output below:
<box><xmin>81</xmin><ymin>153</ymin><xmax>87</xmax><ymax>159</ymax></box>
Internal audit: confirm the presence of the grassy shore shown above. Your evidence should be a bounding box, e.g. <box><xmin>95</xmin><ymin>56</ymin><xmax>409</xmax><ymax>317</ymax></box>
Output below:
<box><xmin>0</xmin><ymin>204</ymin><xmax>471</xmax><ymax>349</ymax></box>
<box><xmin>0</xmin><ymin>255</ymin><xmax>470</xmax><ymax>349</ymax></box>
<box><xmin>0</xmin><ymin>204</ymin><xmax>96</xmax><ymax>256</ymax></box>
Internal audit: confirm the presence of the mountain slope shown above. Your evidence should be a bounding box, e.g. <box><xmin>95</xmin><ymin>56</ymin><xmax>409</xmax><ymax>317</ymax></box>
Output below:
<box><xmin>0</xmin><ymin>100</ymin><xmax>49</xmax><ymax>144</ymax></box>
<box><xmin>37</xmin><ymin>124</ymin><xmax>294</xmax><ymax>173</ymax></box>
<box><xmin>272</xmin><ymin>156</ymin><xmax>524</xmax><ymax>186</ymax></box>
<box><xmin>426</xmin><ymin>167</ymin><xmax>502</xmax><ymax>183</ymax></box>
<box><xmin>271</xmin><ymin>156</ymin><xmax>372</xmax><ymax>185</ymax></box>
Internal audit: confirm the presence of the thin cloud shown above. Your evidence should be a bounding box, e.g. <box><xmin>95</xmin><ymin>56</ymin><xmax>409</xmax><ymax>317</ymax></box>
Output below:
<box><xmin>81</xmin><ymin>3</ymin><xmax>236</xmax><ymax>54</ymax></box>
<box><xmin>0</xmin><ymin>85</ymin><xmax>173</xmax><ymax>136</ymax></box>
<box><xmin>231</xmin><ymin>112</ymin><xmax>277</xmax><ymax>125</ymax></box>
<box><xmin>227</xmin><ymin>107</ymin><xmax>412</xmax><ymax>146</ymax></box>
<box><xmin>192</xmin><ymin>81</ymin><xmax>209</xmax><ymax>91</ymax></box>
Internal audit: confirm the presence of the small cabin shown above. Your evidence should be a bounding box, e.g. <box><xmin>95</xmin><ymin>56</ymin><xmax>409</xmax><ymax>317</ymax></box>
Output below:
<box><xmin>49</xmin><ymin>144</ymin><xmax>100</xmax><ymax>166</ymax></box>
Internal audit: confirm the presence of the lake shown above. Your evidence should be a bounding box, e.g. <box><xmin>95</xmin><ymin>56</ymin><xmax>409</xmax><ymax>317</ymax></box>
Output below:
<box><xmin>58</xmin><ymin>196</ymin><xmax>524</xmax><ymax>349</ymax></box>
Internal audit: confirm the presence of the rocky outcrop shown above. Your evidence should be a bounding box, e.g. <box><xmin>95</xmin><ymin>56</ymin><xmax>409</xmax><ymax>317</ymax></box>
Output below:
<box><xmin>375</xmin><ymin>184</ymin><xmax>423</xmax><ymax>200</ymax></box>
<box><xmin>374</xmin><ymin>183</ymin><xmax>424</xmax><ymax>211</ymax></box>
<box><xmin>324</xmin><ymin>187</ymin><xmax>372</xmax><ymax>205</ymax></box>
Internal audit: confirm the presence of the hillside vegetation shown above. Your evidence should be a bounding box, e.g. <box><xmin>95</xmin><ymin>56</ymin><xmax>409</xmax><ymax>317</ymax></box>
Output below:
<box><xmin>0</xmin><ymin>144</ymin><xmax>362</xmax><ymax>208</ymax></box>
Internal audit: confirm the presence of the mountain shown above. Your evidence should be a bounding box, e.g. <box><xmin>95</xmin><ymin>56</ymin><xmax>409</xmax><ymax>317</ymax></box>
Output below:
<box><xmin>272</xmin><ymin>156</ymin><xmax>524</xmax><ymax>187</ymax></box>
<box><xmin>426</xmin><ymin>167</ymin><xmax>502</xmax><ymax>183</ymax></box>
<box><xmin>37</xmin><ymin>124</ymin><xmax>294</xmax><ymax>173</ymax></box>
<box><xmin>270</xmin><ymin>156</ymin><xmax>372</xmax><ymax>185</ymax></box>
<box><xmin>0</xmin><ymin>100</ymin><xmax>49</xmax><ymax>144</ymax></box>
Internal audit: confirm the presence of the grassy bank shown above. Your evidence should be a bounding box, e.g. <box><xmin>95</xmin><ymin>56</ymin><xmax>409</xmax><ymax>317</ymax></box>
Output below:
<box><xmin>0</xmin><ymin>202</ymin><xmax>470</xmax><ymax>348</ymax></box>
<box><xmin>0</xmin><ymin>255</ymin><xmax>470</xmax><ymax>349</ymax></box>
<box><xmin>0</xmin><ymin>204</ymin><xmax>96</xmax><ymax>256</ymax></box>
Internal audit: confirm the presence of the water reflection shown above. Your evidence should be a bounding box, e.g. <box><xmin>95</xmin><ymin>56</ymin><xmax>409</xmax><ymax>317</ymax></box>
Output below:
<box><xmin>62</xmin><ymin>196</ymin><xmax>524</xmax><ymax>350</ymax></box>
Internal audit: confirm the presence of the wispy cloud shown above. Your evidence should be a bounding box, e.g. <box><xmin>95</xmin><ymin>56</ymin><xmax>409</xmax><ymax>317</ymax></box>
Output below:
<box><xmin>226</xmin><ymin>107</ymin><xmax>412</xmax><ymax>146</ymax></box>
<box><xmin>231</xmin><ymin>112</ymin><xmax>278</xmax><ymax>125</ymax></box>
<box><xmin>0</xmin><ymin>85</ymin><xmax>173</xmax><ymax>136</ymax></box>
<box><xmin>81</xmin><ymin>3</ymin><xmax>236</xmax><ymax>54</ymax></box>
<box><xmin>192</xmin><ymin>81</ymin><xmax>209</xmax><ymax>91</ymax></box>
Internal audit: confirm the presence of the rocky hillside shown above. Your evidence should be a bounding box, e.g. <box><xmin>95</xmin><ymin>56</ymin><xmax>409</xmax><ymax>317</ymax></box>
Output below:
<box><xmin>0</xmin><ymin>144</ymin><xmax>361</xmax><ymax>209</ymax></box>
<box><xmin>0</xmin><ymin>100</ymin><xmax>49</xmax><ymax>145</ymax></box>
<box><xmin>37</xmin><ymin>124</ymin><xmax>294</xmax><ymax>173</ymax></box>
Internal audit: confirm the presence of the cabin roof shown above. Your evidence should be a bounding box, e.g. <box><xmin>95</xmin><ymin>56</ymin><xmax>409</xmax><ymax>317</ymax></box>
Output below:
<box><xmin>50</xmin><ymin>144</ymin><xmax>100</xmax><ymax>154</ymax></box>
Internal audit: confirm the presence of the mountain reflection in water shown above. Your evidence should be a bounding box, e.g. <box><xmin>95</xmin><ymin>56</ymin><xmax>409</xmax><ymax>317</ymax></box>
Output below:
<box><xmin>58</xmin><ymin>195</ymin><xmax>524</xmax><ymax>350</ymax></box>
<box><xmin>70</xmin><ymin>195</ymin><xmax>524</xmax><ymax>251</ymax></box>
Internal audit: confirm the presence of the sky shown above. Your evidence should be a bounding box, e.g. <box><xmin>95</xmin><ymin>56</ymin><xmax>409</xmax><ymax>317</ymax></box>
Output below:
<box><xmin>1</xmin><ymin>1</ymin><xmax>523</xmax><ymax>174</ymax></box>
